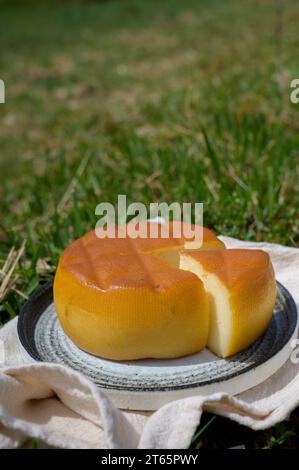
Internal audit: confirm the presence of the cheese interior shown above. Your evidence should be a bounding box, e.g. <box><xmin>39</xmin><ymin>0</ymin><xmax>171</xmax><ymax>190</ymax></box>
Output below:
<box><xmin>180</xmin><ymin>255</ymin><xmax>232</xmax><ymax>357</ymax></box>
<box><xmin>153</xmin><ymin>247</ymin><xmax>233</xmax><ymax>357</ymax></box>
<box><xmin>152</xmin><ymin>247</ymin><xmax>275</xmax><ymax>358</ymax></box>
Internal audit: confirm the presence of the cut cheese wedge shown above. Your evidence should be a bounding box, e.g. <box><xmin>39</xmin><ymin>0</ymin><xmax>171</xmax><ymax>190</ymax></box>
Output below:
<box><xmin>54</xmin><ymin>222</ymin><xmax>276</xmax><ymax>361</ymax></box>
<box><xmin>54</xmin><ymin>221</ymin><xmax>225</xmax><ymax>360</ymax></box>
<box><xmin>180</xmin><ymin>249</ymin><xmax>277</xmax><ymax>358</ymax></box>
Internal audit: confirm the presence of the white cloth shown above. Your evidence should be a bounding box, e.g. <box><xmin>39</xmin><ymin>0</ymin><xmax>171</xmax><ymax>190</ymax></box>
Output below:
<box><xmin>0</xmin><ymin>236</ymin><xmax>299</xmax><ymax>449</ymax></box>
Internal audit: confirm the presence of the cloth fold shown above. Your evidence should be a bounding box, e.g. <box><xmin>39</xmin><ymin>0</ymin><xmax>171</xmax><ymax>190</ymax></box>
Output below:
<box><xmin>0</xmin><ymin>236</ymin><xmax>298</xmax><ymax>449</ymax></box>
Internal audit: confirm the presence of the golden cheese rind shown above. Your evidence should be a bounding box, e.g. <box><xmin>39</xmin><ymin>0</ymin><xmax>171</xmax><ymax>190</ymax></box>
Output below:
<box><xmin>54</xmin><ymin>266</ymin><xmax>209</xmax><ymax>360</ymax></box>
<box><xmin>54</xmin><ymin>222</ymin><xmax>222</xmax><ymax>360</ymax></box>
<box><xmin>180</xmin><ymin>249</ymin><xmax>277</xmax><ymax>358</ymax></box>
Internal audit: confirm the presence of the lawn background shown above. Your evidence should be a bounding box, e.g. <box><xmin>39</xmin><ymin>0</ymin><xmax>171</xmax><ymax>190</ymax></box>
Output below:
<box><xmin>0</xmin><ymin>0</ymin><xmax>299</xmax><ymax>448</ymax></box>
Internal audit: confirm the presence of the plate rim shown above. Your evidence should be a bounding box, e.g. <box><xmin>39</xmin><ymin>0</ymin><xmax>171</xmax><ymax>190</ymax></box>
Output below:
<box><xmin>17</xmin><ymin>279</ymin><xmax>298</xmax><ymax>391</ymax></box>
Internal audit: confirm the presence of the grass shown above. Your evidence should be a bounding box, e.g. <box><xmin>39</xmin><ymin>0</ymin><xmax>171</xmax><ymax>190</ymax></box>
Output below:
<box><xmin>0</xmin><ymin>0</ymin><xmax>299</xmax><ymax>448</ymax></box>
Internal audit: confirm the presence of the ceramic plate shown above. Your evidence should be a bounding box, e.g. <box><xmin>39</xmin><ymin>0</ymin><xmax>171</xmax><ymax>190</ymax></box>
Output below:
<box><xmin>17</xmin><ymin>280</ymin><xmax>298</xmax><ymax>410</ymax></box>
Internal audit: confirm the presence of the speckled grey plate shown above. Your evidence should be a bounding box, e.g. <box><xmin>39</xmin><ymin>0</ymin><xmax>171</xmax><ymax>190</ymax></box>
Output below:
<box><xmin>17</xmin><ymin>280</ymin><xmax>298</xmax><ymax>410</ymax></box>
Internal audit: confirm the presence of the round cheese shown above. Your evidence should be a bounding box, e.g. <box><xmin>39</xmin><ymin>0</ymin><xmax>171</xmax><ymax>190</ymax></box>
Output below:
<box><xmin>54</xmin><ymin>222</ymin><xmax>225</xmax><ymax>360</ymax></box>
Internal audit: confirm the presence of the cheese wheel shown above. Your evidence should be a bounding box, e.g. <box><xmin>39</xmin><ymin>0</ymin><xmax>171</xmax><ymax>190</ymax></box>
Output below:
<box><xmin>180</xmin><ymin>249</ymin><xmax>277</xmax><ymax>357</ymax></box>
<box><xmin>54</xmin><ymin>222</ymin><xmax>225</xmax><ymax>360</ymax></box>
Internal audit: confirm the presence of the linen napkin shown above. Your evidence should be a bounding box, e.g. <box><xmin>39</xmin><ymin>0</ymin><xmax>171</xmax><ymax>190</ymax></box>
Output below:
<box><xmin>0</xmin><ymin>236</ymin><xmax>299</xmax><ymax>449</ymax></box>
